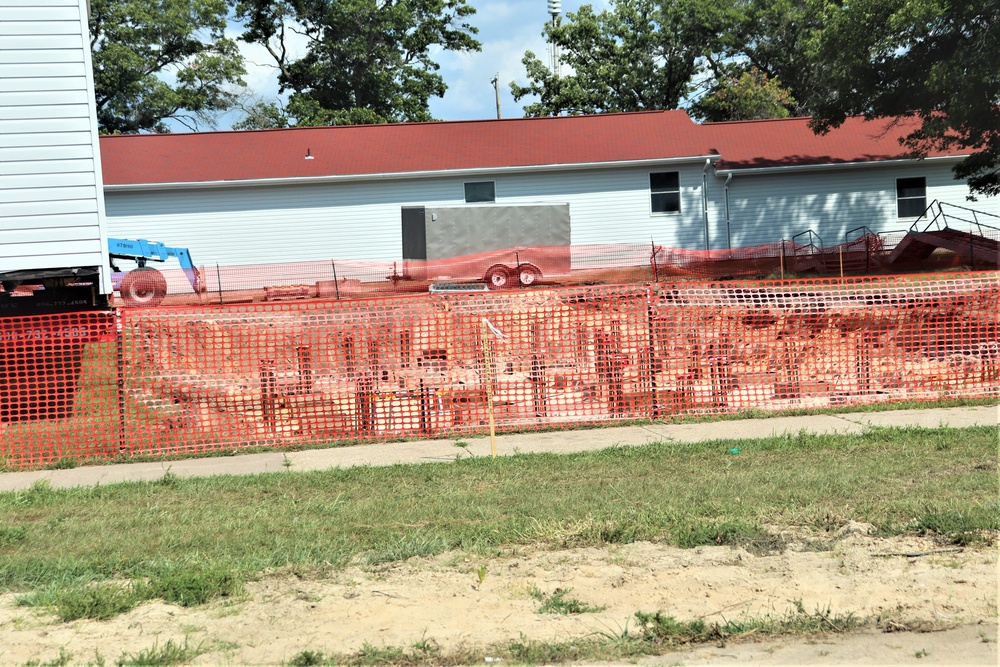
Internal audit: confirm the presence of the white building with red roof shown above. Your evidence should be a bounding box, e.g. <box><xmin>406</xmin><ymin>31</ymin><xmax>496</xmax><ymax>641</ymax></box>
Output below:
<box><xmin>98</xmin><ymin>110</ymin><xmax>990</xmax><ymax>275</ymax></box>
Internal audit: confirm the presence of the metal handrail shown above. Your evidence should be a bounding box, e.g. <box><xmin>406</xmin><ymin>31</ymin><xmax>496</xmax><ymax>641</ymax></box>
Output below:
<box><xmin>845</xmin><ymin>226</ymin><xmax>876</xmax><ymax>244</ymax></box>
<box><xmin>910</xmin><ymin>199</ymin><xmax>944</xmax><ymax>233</ymax></box>
<box><xmin>790</xmin><ymin>229</ymin><xmax>824</xmax><ymax>255</ymax></box>
<box><xmin>937</xmin><ymin>201</ymin><xmax>1000</xmax><ymax>237</ymax></box>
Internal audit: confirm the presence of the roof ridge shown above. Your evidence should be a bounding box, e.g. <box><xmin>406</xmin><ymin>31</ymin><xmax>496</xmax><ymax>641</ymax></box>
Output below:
<box><xmin>101</xmin><ymin>109</ymin><xmax>687</xmax><ymax>139</ymax></box>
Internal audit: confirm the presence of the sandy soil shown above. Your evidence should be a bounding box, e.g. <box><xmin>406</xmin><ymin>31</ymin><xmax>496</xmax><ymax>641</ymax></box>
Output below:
<box><xmin>1</xmin><ymin>526</ymin><xmax>996</xmax><ymax>666</ymax></box>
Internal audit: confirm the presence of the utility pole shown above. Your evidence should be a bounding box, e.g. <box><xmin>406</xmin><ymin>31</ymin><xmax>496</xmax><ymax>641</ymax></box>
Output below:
<box><xmin>490</xmin><ymin>73</ymin><xmax>501</xmax><ymax>119</ymax></box>
<box><xmin>548</xmin><ymin>0</ymin><xmax>561</xmax><ymax>75</ymax></box>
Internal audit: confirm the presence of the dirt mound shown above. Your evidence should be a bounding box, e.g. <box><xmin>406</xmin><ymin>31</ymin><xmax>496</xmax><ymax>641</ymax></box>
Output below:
<box><xmin>1</xmin><ymin>535</ymin><xmax>996</xmax><ymax>665</ymax></box>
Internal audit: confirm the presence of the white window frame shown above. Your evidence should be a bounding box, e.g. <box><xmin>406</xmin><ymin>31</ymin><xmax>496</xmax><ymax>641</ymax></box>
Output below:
<box><xmin>896</xmin><ymin>176</ymin><xmax>927</xmax><ymax>219</ymax></box>
<box><xmin>650</xmin><ymin>171</ymin><xmax>681</xmax><ymax>215</ymax></box>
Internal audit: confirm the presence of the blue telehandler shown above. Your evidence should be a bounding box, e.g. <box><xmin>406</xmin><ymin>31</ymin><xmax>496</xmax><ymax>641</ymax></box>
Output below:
<box><xmin>109</xmin><ymin>238</ymin><xmax>205</xmax><ymax>307</ymax></box>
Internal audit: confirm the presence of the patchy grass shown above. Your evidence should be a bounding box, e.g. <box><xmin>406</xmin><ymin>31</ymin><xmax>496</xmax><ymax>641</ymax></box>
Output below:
<box><xmin>284</xmin><ymin>605</ymin><xmax>864</xmax><ymax>665</ymax></box>
<box><xmin>116</xmin><ymin>638</ymin><xmax>205</xmax><ymax>666</ymax></box>
<box><xmin>530</xmin><ymin>586</ymin><xmax>606</xmax><ymax>615</ymax></box>
<box><xmin>17</xmin><ymin>563</ymin><xmax>242</xmax><ymax>622</ymax></box>
<box><xmin>1</xmin><ymin>425</ymin><xmax>996</xmax><ymax>624</ymax></box>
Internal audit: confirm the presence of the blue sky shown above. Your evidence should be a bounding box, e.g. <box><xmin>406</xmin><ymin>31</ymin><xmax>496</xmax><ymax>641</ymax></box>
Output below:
<box><xmin>227</xmin><ymin>1</ymin><xmax>609</xmax><ymax>127</ymax></box>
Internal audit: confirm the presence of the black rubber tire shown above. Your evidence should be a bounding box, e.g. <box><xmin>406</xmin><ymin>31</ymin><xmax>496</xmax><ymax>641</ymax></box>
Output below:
<box><xmin>517</xmin><ymin>264</ymin><xmax>542</xmax><ymax>287</ymax></box>
<box><xmin>485</xmin><ymin>265</ymin><xmax>511</xmax><ymax>290</ymax></box>
<box><xmin>120</xmin><ymin>267</ymin><xmax>168</xmax><ymax>307</ymax></box>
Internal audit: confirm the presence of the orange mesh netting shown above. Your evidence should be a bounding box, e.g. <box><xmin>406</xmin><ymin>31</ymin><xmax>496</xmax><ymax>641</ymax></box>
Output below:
<box><xmin>113</xmin><ymin>233</ymin><xmax>998</xmax><ymax>309</ymax></box>
<box><xmin>0</xmin><ymin>312</ymin><xmax>119</xmax><ymax>468</ymax></box>
<box><xmin>1</xmin><ymin>272</ymin><xmax>997</xmax><ymax>469</ymax></box>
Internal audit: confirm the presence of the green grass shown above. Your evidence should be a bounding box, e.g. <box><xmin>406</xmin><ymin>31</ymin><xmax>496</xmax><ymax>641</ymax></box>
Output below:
<box><xmin>282</xmin><ymin>605</ymin><xmax>864</xmax><ymax>665</ymax></box>
<box><xmin>1</xmin><ymin>425</ymin><xmax>996</xmax><ymax>624</ymax></box>
<box><xmin>116</xmin><ymin>638</ymin><xmax>205</xmax><ymax>666</ymax></box>
<box><xmin>530</xmin><ymin>586</ymin><xmax>606</xmax><ymax>615</ymax></box>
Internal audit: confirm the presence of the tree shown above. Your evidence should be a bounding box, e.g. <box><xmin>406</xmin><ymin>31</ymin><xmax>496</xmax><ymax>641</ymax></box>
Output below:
<box><xmin>511</xmin><ymin>0</ymin><xmax>731</xmax><ymax>116</ymax></box>
<box><xmin>714</xmin><ymin>0</ymin><xmax>825</xmax><ymax>117</ymax></box>
<box><xmin>231</xmin><ymin>100</ymin><xmax>291</xmax><ymax>130</ymax></box>
<box><xmin>690</xmin><ymin>67</ymin><xmax>795</xmax><ymax>122</ymax></box>
<box><xmin>233</xmin><ymin>0</ymin><xmax>481</xmax><ymax>126</ymax></box>
<box><xmin>809</xmin><ymin>0</ymin><xmax>1000</xmax><ymax>197</ymax></box>
<box><xmin>90</xmin><ymin>0</ymin><xmax>245</xmax><ymax>133</ymax></box>
<box><xmin>510</xmin><ymin>0</ymin><xmax>815</xmax><ymax>120</ymax></box>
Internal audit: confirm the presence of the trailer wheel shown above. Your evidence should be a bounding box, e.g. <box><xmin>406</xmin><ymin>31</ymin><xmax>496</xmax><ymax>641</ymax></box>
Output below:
<box><xmin>517</xmin><ymin>264</ymin><xmax>542</xmax><ymax>287</ymax></box>
<box><xmin>485</xmin><ymin>265</ymin><xmax>511</xmax><ymax>290</ymax></box>
<box><xmin>120</xmin><ymin>267</ymin><xmax>167</xmax><ymax>307</ymax></box>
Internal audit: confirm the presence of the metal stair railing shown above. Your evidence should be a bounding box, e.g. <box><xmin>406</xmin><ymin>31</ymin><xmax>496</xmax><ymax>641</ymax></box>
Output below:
<box><xmin>908</xmin><ymin>200</ymin><xmax>1000</xmax><ymax>270</ymax></box>
<box><xmin>844</xmin><ymin>226</ymin><xmax>884</xmax><ymax>273</ymax></box>
<box><xmin>911</xmin><ymin>199</ymin><xmax>946</xmax><ymax>232</ymax></box>
<box><xmin>790</xmin><ymin>229</ymin><xmax>824</xmax><ymax>256</ymax></box>
<box><xmin>937</xmin><ymin>201</ymin><xmax>1000</xmax><ymax>237</ymax></box>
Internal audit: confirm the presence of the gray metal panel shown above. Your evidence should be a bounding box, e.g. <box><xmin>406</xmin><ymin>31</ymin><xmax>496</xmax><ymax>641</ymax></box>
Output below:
<box><xmin>423</xmin><ymin>204</ymin><xmax>571</xmax><ymax>260</ymax></box>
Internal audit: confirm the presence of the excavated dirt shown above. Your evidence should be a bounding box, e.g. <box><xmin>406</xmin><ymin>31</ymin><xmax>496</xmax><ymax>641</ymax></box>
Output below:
<box><xmin>1</xmin><ymin>528</ymin><xmax>997</xmax><ymax>666</ymax></box>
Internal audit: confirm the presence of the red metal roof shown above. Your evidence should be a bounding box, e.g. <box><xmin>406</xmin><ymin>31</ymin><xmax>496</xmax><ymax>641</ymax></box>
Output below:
<box><xmin>706</xmin><ymin>115</ymin><xmax>959</xmax><ymax>171</ymax></box>
<box><xmin>99</xmin><ymin>111</ymin><xmax>966</xmax><ymax>187</ymax></box>
<box><xmin>99</xmin><ymin>111</ymin><xmax>712</xmax><ymax>186</ymax></box>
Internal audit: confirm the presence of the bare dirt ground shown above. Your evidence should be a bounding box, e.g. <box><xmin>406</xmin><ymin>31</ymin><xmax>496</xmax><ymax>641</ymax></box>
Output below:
<box><xmin>1</xmin><ymin>526</ymin><xmax>996</xmax><ymax>666</ymax></box>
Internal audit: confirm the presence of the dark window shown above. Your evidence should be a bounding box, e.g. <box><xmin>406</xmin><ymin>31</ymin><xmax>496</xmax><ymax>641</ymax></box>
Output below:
<box><xmin>896</xmin><ymin>177</ymin><xmax>927</xmax><ymax>218</ymax></box>
<box><xmin>650</xmin><ymin>172</ymin><xmax>681</xmax><ymax>213</ymax></box>
<box><xmin>464</xmin><ymin>181</ymin><xmax>495</xmax><ymax>203</ymax></box>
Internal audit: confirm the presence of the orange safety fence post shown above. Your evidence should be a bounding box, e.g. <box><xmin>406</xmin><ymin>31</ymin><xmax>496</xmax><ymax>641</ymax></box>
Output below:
<box><xmin>480</xmin><ymin>318</ymin><xmax>498</xmax><ymax>458</ymax></box>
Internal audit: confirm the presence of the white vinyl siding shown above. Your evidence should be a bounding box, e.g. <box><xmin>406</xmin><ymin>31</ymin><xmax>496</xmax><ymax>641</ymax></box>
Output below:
<box><xmin>714</xmin><ymin>160</ymin><xmax>995</xmax><ymax>248</ymax></box>
<box><xmin>0</xmin><ymin>0</ymin><xmax>110</xmax><ymax>287</ymax></box>
<box><xmin>102</xmin><ymin>151</ymin><xmax>998</xmax><ymax>280</ymax></box>
<box><xmin>104</xmin><ymin>161</ymin><xmax>713</xmax><ymax>274</ymax></box>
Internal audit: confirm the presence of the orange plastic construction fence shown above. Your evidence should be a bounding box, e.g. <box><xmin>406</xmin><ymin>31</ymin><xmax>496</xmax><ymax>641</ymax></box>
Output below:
<box><xmin>1</xmin><ymin>272</ymin><xmax>997</xmax><ymax>469</ymax></box>
<box><xmin>112</xmin><ymin>230</ymin><xmax>998</xmax><ymax>309</ymax></box>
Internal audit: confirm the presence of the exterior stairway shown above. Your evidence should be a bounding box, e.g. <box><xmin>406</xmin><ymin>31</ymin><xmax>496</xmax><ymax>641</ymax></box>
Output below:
<box><xmin>886</xmin><ymin>229</ymin><xmax>1000</xmax><ymax>269</ymax></box>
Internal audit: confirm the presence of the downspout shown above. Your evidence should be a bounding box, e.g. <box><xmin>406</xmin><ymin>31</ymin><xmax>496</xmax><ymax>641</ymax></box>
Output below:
<box><xmin>724</xmin><ymin>172</ymin><xmax>733</xmax><ymax>250</ymax></box>
<box><xmin>702</xmin><ymin>159</ymin><xmax>711</xmax><ymax>250</ymax></box>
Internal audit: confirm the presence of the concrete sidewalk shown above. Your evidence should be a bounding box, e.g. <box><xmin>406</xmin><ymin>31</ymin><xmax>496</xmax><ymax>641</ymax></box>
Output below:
<box><xmin>0</xmin><ymin>405</ymin><xmax>995</xmax><ymax>492</ymax></box>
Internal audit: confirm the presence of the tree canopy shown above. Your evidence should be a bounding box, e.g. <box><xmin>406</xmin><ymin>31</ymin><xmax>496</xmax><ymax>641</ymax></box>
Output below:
<box><xmin>510</xmin><ymin>0</ymin><xmax>728</xmax><ymax>116</ymax></box>
<box><xmin>511</xmin><ymin>0</ymin><xmax>810</xmax><ymax>119</ymax></box>
<box><xmin>89</xmin><ymin>0</ymin><xmax>245</xmax><ymax>133</ymax></box>
<box><xmin>232</xmin><ymin>0</ymin><xmax>481</xmax><ymax>127</ymax></box>
<box><xmin>714</xmin><ymin>0</ymin><xmax>824</xmax><ymax>117</ymax></box>
<box><xmin>809</xmin><ymin>0</ymin><xmax>999</xmax><ymax>198</ymax></box>
<box><xmin>512</xmin><ymin>0</ymin><xmax>997</xmax><ymax>196</ymax></box>
<box><xmin>689</xmin><ymin>67</ymin><xmax>795</xmax><ymax>122</ymax></box>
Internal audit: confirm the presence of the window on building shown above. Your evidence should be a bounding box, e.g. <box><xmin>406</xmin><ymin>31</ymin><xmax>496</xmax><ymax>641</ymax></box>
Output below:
<box><xmin>896</xmin><ymin>177</ymin><xmax>927</xmax><ymax>218</ymax></box>
<box><xmin>464</xmin><ymin>181</ymin><xmax>495</xmax><ymax>203</ymax></box>
<box><xmin>650</xmin><ymin>172</ymin><xmax>681</xmax><ymax>213</ymax></box>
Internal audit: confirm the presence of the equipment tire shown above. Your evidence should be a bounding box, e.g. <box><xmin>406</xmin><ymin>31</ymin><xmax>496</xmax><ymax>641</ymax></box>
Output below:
<box><xmin>485</xmin><ymin>265</ymin><xmax>511</xmax><ymax>290</ymax></box>
<box><xmin>120</xmin><ymin>267</ymin><xmax>167</xmax><ymax>307</ymax></box>
<box><xmin>517</xmin><ymin>264</ymin><xmax>542</xmax><ymax>287</ymax></box>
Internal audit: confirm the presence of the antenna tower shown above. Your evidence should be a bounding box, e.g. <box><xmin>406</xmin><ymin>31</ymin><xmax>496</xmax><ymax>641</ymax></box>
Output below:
<box><xmin>548</xmin><ymin>0</ymin><xmax>561</xmax><ymax>75</ymax></box>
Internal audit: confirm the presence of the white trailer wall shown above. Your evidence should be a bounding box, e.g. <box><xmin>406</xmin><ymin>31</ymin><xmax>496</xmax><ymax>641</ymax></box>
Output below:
<box><xmin>0</xmin><ymin>0</ymin><xmax>110</xmax><ymax>289</ymax></box>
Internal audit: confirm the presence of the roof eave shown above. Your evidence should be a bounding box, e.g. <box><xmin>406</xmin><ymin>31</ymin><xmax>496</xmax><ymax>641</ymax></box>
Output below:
<box><xmin>104</xmin><ymin>155</ymin><xmax>722</xmax><ymax>192</ymax></box>
<box><xmin>713</xmin><ymin>154</ymin><xmax>967</xmax><ymax>176</ymax></box>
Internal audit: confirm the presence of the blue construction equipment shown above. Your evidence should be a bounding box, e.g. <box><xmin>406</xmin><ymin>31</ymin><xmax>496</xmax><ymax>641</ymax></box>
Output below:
<box><xmin>108</xmin><ymin>238</ymin><xmax>205</xmax><ymax>307</ymax></box>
